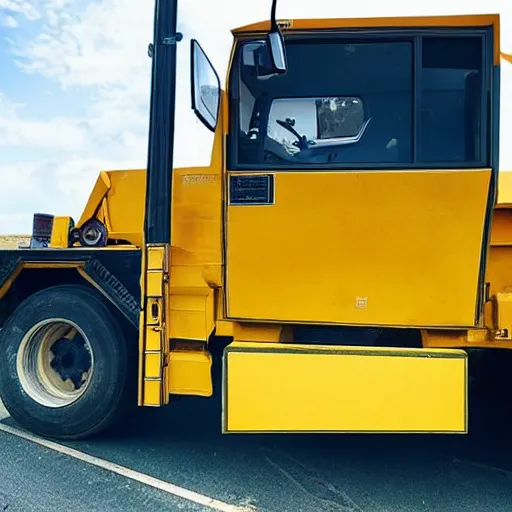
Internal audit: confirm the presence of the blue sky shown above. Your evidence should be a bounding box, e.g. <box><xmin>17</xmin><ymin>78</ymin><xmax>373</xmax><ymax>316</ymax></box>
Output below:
<box><xmin>1</xmin><ymin>0</ymin><xmax>511</xmax><ymax>234</ymax></box>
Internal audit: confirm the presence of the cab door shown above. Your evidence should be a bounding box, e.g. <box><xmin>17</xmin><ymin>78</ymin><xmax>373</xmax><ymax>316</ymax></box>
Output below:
<box><xmin>225</xmin><ymin>29</ymin><xmax>497</xmax><ymax>328</ymax></box>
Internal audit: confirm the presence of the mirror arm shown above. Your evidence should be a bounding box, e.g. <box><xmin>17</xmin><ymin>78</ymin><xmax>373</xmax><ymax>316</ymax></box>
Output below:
<box><xmin>267</xmin><ymin>0</ymin><xmax>287</xmax><ymax>74</ymax></box>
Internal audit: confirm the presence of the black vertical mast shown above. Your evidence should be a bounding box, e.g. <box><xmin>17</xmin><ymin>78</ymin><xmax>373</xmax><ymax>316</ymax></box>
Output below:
<box><xmin>144</xmin><ymin>0</ymin><xmax>180</xmax><ymax>244</ymax></box>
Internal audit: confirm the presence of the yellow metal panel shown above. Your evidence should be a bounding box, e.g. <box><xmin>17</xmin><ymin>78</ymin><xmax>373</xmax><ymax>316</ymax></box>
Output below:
<box><xmin>169</xmin><ymin>292</ymin><xmax>214</xmax><ymax>341</ymax></box>
<box><xmin>421</xmin><ymin>328</ymin><xmax>512</xmax><ymax>349</ymax></box>
<box><xmin>233</xmin><ymin>323</ymin><xmax>293</xmax><ymax>343</ymax></box>
<box><xmin>170</xmin><ymin>308</ymin><xmax>208</xmax><ymax>340</ymax></box>
<box><xmin>77</xmin><ymin>170</ymin><xmax>111</xmax><ymax>227</ymax></box>
<box><xmin>215</xmin><ymin>321</ymin><xmax>234</xmax><ymax>337</ymax></box>
<box><xmin>147</xmin><ymin>246</ymin><xmax>165</xmax><ymax>270</ymax></box>
<box><xmin>168</xmin><ymin>351</ymin><xmax>213</xmax><ymax>397</ymax></box>
<box><xmin>170</xmin><ymin>264</ymin><xmax>212</xmax><ymax>289</ymax></box>
<box><xmin>224</xmin><ymin>343</ymin><xmax>467</xmax><ymax>433</ymax></box>
<box><xmin>76</xmin><ymin>169</ymin><xmax>146</xmax><ymax>248</ymax></box>
<box><xmin>146</xmin><ymin>270</ymin><xmax>163</xmax><ymax>297</ymax></box>
<box><xmin>102</xmin><ymin>170</ymin><xmax>146</xmax><ymax>247</ymax></box>
<box><xmin>49</xmin><ymin>216</ymin><xmax>72</xmax><ymax>248</ymax></box>
<box><xmin>163</xmin><ymin>118</ymin><xmax>225</xmax><ymax>342</ymax></box>
<box><xmin>145</xmin><ymin>353</ymin><xmax>162</xmax><ymax>379</ymax></box>
<box><xmin>226</xmin><ymin>169</ymin><xmax>491</xmax><ymax>328</ymax></box>
<box><xmin>171</xmin><ymin>294</ymin><xmax>210</xmax><ymax>310</ymax></box>
<box><xmin>171</xmin><ymin>121</ymin><xmax>224</xmax><ymax>273</ymax></box>
<box><xmin>143</xmin><ymin>380</ymin><xmax>161</xmax><ymax>406</ymax></box>
<box><xmin>145</xmin><ymin>327</ymin><xmax>162</xmax><ymax>351</ymax></box>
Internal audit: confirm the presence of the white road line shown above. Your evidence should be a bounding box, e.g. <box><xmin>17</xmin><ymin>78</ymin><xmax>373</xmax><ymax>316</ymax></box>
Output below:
<box><xmin>0</xmin><ymin>423</ymin><xmax>256</xmax><ymax>512</ymax></box>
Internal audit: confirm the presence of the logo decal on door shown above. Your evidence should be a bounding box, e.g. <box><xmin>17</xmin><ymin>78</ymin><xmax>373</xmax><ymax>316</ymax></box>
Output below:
<box><xmin>355</xmin><ymin>297</ymin><xmax>368</xmax><ymax>309</ymax></box>
<box><xmin>229</xmin><ymin>174</ymin><xmax>274</xmax><ymax>206</ymax></box>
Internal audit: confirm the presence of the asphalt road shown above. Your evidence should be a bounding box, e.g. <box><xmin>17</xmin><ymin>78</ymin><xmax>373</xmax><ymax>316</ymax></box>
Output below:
<box><xmin>1</xmin><ymin>390</ymin><xmax>512</xmax><ymax>512</ymax></box>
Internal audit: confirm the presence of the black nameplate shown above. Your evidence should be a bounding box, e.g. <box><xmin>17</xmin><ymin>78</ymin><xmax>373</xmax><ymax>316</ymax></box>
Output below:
<box><xmin>229</xmin><ymin>174</ymin><xmax>274</xmax><ymax>205</ymax></box>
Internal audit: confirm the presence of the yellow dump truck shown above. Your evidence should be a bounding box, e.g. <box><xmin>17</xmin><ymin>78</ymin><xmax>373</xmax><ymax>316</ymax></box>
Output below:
<box><xmin>0</xmin><ymin>0</ymin><xmax>510</xmax><ymax>439</ymax></box>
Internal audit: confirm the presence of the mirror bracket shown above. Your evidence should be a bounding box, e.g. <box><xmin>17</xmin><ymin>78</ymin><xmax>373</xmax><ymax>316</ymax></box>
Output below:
<box><xmin>148</xmin><ymin>32</ymin><xmax>183</xmax><ymax>58</ymax></box>
<box><xmin>163</xmin><ymin>32</ymin><xmax>183</xmax><ymax>45</ymax></box>
<box><xmin>267</xmin><ymin>0</ymin><xmax>287</xmax><ymax>74</ymax></box>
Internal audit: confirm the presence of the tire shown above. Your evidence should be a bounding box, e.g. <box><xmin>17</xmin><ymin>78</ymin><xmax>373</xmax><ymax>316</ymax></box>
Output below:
<box><xmin>0</xmin><ymin>284</ymin><xmax>137</xmax><ymax>440</ymax></box>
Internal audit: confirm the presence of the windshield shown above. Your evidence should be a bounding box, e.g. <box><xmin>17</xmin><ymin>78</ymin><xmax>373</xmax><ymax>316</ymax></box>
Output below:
<box><xmin>230</xmin><ymin>34</ymin><xmax>487</xmax><ymax>169</ymax></box>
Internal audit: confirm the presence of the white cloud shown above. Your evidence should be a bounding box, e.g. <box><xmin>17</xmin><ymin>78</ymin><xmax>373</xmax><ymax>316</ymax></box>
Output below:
<box><xmin>0</xmin><ymin>0</ymin><xmax>39</xmax><ymax>21</ymax></box>
<box><xmin>0</xmin><ymin>155</ymin><xmax>144</xmax><ymax>231</ymax></box>
<box><xmin>0</xmin><ymin>94</ymin><xmax>91</xmax><ymax>151</ymax></box>
<box><xmin>1</xmin><ymin>14</ymin><xmax>18</xmax><ymax>27</ymax></box>
<box><xmin>15</xmin><ymin>1</ymin><xmax>151</xmax><ymax>88</ymax></box>
<box><xmin>0</xmin><ymin>161</ymin><xmax>53</xmax><ymax>227</ymax></box>
<box><xmin>1</xmin><ymin>0</ymin><xmax>512</xmax><ymax>234</ymax></box>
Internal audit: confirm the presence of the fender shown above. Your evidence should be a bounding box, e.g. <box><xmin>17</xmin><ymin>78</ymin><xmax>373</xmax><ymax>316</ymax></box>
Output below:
<box><xmin>0</xmin><ymin>248</ymin><xmax>141</xmax><ymax>327</ymax></box>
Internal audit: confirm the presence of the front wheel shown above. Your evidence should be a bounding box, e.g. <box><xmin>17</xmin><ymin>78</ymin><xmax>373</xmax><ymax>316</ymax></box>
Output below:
<box><xmin>0</xmin><ymin>284</ymin><xmax>136</xmax><ymax>440</ymax></box>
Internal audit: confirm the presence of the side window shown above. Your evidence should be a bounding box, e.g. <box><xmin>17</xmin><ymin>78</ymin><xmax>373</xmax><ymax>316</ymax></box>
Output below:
<box><xmin>236</xmin><ymin>41</ymin><xmax>413</xmax><ymax>167</ymax></box>
<box><xmin>230</xmin><ymin>33</ymin><xmax>489</xmax><ymax>169</ymax></box>
<box><xmin>419</xmin><ymin>37</ymin><xmax>483</xmax><ymax>163</ymax></box>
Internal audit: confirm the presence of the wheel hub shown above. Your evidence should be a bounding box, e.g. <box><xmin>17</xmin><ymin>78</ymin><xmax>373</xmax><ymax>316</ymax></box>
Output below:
<box><xmin>50</xmin><ymin>336</ymin><xmax>92</xmax><ymax>390</ymax></box>
<box><xmin>16</xmin><ymin>320</ymin><xmax>94</xmax><ymax>408</ymax></box>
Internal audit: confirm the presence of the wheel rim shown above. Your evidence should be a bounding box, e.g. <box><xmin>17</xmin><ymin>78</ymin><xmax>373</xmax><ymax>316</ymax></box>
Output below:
<box><xmin>16</xmin><ymin>319</ymin><xmax>94</xmax><ymax>408</ymax></box>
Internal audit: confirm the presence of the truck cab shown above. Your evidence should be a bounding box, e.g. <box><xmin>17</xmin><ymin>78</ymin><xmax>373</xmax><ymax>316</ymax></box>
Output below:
<box><xmin>220</xmin><ymin>16</ymin><xmax>499</xmax><ymax>329</ymax></box>
<box><xmin>0</xmin><ymin>10</ymin><xmax>507</xmax><ymax>439</ymax></box>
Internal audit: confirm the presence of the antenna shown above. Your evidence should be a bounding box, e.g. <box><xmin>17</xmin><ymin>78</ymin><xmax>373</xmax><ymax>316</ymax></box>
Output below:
<box><xmin>271</xmin><ymin>0</ymin><xmax>278</xmax><ymax>31</ymax></box>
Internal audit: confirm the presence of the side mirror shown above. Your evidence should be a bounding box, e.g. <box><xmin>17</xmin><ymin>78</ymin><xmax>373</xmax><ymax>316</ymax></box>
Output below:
<box><xmin>191</xmin><ymin>39</ymin><xmax>221</xmax><ymax>132</ymax></box>
<box><xmin>267</xmin><ymin>29</ymin><xmax>287</xmax><ymax>74</ymax></box>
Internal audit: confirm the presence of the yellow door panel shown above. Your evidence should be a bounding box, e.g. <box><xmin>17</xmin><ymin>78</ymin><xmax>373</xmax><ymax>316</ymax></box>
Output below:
<box><xmin>223</xmin><ymin>342</ymin><xmax>467</xmax><ymax>433</ymax></box>
<box><xmin>226</xmin><ymin>169</ymin><xmax>491</xmax><ymax>327</ymax></box>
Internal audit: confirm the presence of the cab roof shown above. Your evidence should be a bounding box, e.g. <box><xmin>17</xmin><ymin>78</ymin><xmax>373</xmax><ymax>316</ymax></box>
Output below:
<box><xmin>232</xmin><ymin>14</ymin><xmax>499</xmax><ymax>34</ymax></box>
<box><xmin>232</xmin><ymin>14</ymin><xmax>500</xmax><ymax>63</ymax></box>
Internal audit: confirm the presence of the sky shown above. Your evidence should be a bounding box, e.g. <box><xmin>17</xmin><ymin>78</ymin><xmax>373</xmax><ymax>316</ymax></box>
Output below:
<box><xmin>0</xmin><ymin>0</ymin><xmax>511</xmax><ymax>234</ymax></box>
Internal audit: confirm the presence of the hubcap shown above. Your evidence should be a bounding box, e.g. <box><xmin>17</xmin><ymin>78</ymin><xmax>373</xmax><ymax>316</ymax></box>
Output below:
<box><xmin>16</xmin><ymin>319</ymin><xmax>94</xmax><ymax>408</ymax></box>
